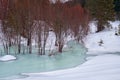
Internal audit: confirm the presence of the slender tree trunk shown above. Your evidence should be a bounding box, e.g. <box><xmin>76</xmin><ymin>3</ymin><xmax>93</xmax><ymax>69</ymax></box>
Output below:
<box><xmin>18</xmin><ymin>42</ymin><xmax>21</xmax><ymax>54</ymax></box>
<box><xmin>43</xmin><ymin>29</ymin><xmax>48</xmax><ymax>55</ymax></box>
<box><xmin>116</xmin><ymin>12</ymin><xmax>120</xmax><ymax>20</ymax></box>
<box><xmin>58</xmin><ymin>39</ymin><xmax>63</xmax><ymax>53</ymax></box>
<box><xmin>38</xmin><ymin>32</ymin><xmax>42</xmax><ymax>55</ymax></box>
<box><xmin>43</xmin><ymin>42</ymin><xmax>46</xmax><ymax>55</ymax></box>
<box><xmin>58</xmin><ymin>44</ymin><xmax>63</xmax><ymax>53</ymax></box>
<box><xmin>3</xmin><ymin>43</ymin><xmax>9</xmax><ymax>55</ymax></box>
<box><xmin>18</xmin><ymin>36</ymin><xmax>21</xmax><ymax>54</ymax></box>
<box><xmin>38</xmin><ymin>42</ymin><xmax>42</xmax><ymax>55</ymax></box>
<box><xmin>55</xmin><ymin>40</ymin><xmax>58</xmax><ymax>46</ymax></box>
<box><xmin>27</xmin><ymin>31</ymin><xmax>32</xmax><ymax>54</ymax></box>
<box><xmin>96</xmin><ymin>22</ymin><xmax>105</xmax><ymax>32</ymax></box>
<box><xmin>27</xmin><ymin>37</ymin><xmax>32</xmax><ymax>54</ymax></box>
<box><xmin>55</xmin><ymin>35</ymin><xmax>58</xmax><ymax>46</ymax></box>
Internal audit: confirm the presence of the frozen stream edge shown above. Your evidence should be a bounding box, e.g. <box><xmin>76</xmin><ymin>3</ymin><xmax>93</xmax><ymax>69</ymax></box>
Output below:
<box><xmin>14</xmin><ymin>20</ymin><xmax>120</xmax><ymax>80</ymax></box>
<box><xmin>14</xmin><ymin>52</ymin><xmax>120</xmax><ymax>80</ymax></box>
<box><xmin>1</xmin><ymin>21</ymin><xmax>120</xmax><ymax>80</ymax></box>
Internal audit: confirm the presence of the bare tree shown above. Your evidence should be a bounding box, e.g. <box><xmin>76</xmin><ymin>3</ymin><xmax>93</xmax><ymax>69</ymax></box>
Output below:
<box><xmin>33</xmin><ymin>0</ymin><xmax>51</xmax><ymax>55</ymax></box>
<box><xmin>51</xmin><ymin>0</ymin><xmax>69</xmax><ymax>53</ymax></box>
<box><xmin>63</xmin><ymin>4</ymin><xmax>89</xmax><ymax>43</ymax></box>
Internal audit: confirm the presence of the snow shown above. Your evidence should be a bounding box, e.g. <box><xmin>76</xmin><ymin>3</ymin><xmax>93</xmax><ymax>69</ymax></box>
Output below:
<box><xmin>45</xmin><ymin>31</ymin><xmax>56</xmax><ymax>51</ymax></box>
<box><xmin>85</xmin><ymin>21</ymin><xmax>120</xmax><ymax>55</ymax></box>
<box><xmin>85</xmin><ymin>30</ymin><xmax>120</xmax><ymax>54</ymax></box>
<box><xmin>109</xmin><ymin>21</ymin><xmax>120</xmax><ymax>28</ymax></box>
<box><xmin>89</xmin><ymin>21</ymin><xmax>97</xmax><ymax>33</ymax></box>
<box><xmin>50</xmin><ymin>0</ymin><xmax>69</xmax><ymax>3</ymax></box>
<box><xmin>0</xmin><ymin>55</ymin><xmax>16</xmax><ymax>62</ymax></box>
<box><xmin>13</xmin><ymin>21</ymin><xmax>120</xmax><ymax>80</ymax></box>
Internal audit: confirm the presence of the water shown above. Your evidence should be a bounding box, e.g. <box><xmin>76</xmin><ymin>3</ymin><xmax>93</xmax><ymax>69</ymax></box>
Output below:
<box><xmin>0</xmin><ymin>40</ymin><xmax>87</xmax><ymax>80</ymax></box>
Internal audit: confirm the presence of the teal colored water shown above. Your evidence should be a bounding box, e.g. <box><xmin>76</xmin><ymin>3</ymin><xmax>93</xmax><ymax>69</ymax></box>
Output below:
<box><xmin>0</xmin><ymin>40</ymin><xmax>87</xmax><ymax>80</ymax></box>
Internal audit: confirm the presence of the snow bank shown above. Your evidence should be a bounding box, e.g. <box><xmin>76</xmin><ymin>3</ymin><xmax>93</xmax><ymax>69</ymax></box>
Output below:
<box><xmin>85</xmin><ymin>30</ymin><xmax>120</xmax><ymax>54</ymax></box>
<box><xmin>109</xmin><ymin>21</ymin><xmax>120</xmax><ymax>29</ymax></box>
<box><xmin>0</xmin><ymin>55</ymin><xmax>16</xmax><ymax>62</ymax></box>
<box><xmin>85</xmin><ymin>21</ymin><xmax>120</xmax><ymax>55</ymax></box>
<box><xmin>89</xmin><ymin>21</ymin><xmax>97</xmax><ymax>33</ymax></box>
<box><xmin>89</xmin><ymin>21</ymin><xmax>120</xmax><ymax>33</ymax></box>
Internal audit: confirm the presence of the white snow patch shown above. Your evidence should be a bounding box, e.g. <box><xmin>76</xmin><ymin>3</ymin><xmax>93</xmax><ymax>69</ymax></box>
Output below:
<box><xmin>0</xmin><ymin>55</ymin><xmax>16</xmax><ymax>62</ymax></box>
<box><xmin>85</xmin><ymin>21</ymin><xmax>120</xmax><ymax>55</ymax></box>
<box><xmin>109</xmin><ymin>21</ymin><xmax>120</xmax><ymax>29</ymax></box>
<box><xmin>45</xmin><ymin>31</ymin><xmax>56</xmax><ymax>51</ymax></box>
<box><xmin>89</xmin><ymin>21</ymin><xmax>97</xmax><ymax>33</ymax></box>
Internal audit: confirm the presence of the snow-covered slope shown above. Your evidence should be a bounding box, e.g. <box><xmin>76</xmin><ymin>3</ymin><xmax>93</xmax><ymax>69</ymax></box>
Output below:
<box><xmin>86</xmin><ymin>21</ymin><xmax>120</xmax><ymax>55</ymax></box>
<box><xmin>85</xmin><ymin>30</ymin><xmax>120</xmax><ymax>54</ymax></box>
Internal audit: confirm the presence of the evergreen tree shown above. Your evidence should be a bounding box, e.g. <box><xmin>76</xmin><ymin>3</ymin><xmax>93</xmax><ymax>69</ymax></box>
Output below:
<box><xmin>86</xmin><ymin>0</ymin><xmax>115</xmax><ymax>32</ymax></box>
<box><xmin>114</xmin><ymin>0</ymin><xmax>120</xmax><ymax>20</ymax></box>
<box><xmin>114</xmin><ymin>0</ymin><xmax>120</xmax><ymax>12</ymax></box>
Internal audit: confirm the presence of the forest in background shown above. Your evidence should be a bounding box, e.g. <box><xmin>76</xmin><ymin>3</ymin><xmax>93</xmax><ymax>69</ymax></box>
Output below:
<box><xmin>0</xmin><ymin>0</ymin><xmax>118</xmax><ymax>55</ymax></box>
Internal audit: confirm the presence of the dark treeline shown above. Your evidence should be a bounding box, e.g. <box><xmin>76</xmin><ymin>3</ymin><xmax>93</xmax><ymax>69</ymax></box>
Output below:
<box><xmin>114</xmin><ymin>0</ymin><xmax>120</xmax><ymax>20</ymax></box>
<box><xmin>0</xmin><ymin>0</ymin><xmax>89</xmax><ymax>55</ymax></box>
<box><xmin>86</xmin><ymin>0</ymin><xmax>116</xmax><ymax>32</ymax></box>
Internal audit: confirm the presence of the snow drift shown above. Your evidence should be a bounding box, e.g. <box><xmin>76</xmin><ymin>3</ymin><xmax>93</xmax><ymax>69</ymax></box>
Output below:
<box><xmin>0</xmin><ymin>55</ymin><xmax>16</xmax><ymax>62</ymax></box>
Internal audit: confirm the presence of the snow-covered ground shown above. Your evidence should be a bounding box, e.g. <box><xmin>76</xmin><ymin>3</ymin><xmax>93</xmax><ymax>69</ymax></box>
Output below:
<box><xmin>0</xmin><ymin>55</ymin><xmax>16</xmax><ymax>61</ymax></box>
<box><xmin>86</xmin><ymin>21</ymin><xmax>120</xmax><ymax>55</ymax></box>
<box><xmin>86</xmin><ymin>30</ymin><xmax>120</xmax><ymax>54</ymax></box>
<box><xmin>13</xmin><ymin>21</ymin><xmax>120</xmax><ymax>80</ymax></box>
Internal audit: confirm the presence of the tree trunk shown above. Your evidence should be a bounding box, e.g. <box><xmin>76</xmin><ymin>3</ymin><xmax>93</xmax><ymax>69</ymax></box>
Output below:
<box><xmin>116</xmin><ymin>12</ymin><xmax>120</xmax><ymax>20</ymax></box>
<box><xmin>58</xmin><ymin>45</ymin><xmax>63</xmax><ymax>53</ymax></box>
<box><xmin>58</xmin><ymin>42</ymin><xmax>63</xmax><ymax>53</ymax></box>
<box><xmin>3</xmin><ymin>43</ymin><xmax>9</xmax><ymax>55</ymax></box>
<box><xmin>18</xmin><ymin>43</ymin><xmax>21</xmax><ymax>54</ymax></box>
<box><xmin>18</xmin><ymin>36</ymin><xmax>21</xmax><ymax>54</ymax></box>
<box><xmin>38</xmin><ymin>33</ymin><xmax>42</xmax><ymax>55</ymax></box>
<box><xmin>96</xmin><ymin>22</ymin><xmax>105</xmax><ymax>32</ymax></box>
<box><xmin>27</xmin><ymin>37</ymin><xmax>32</xmax><ymax>54</ymax></box>
<box><xmin>43</xmin><ymin>43</ymin><xmax>46</xmax><ymax>55</ymax></box>
<box><xmin>55</xmin><ymin>40</ymin><xmax>58</xmax><ymax>46</ymax></box>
